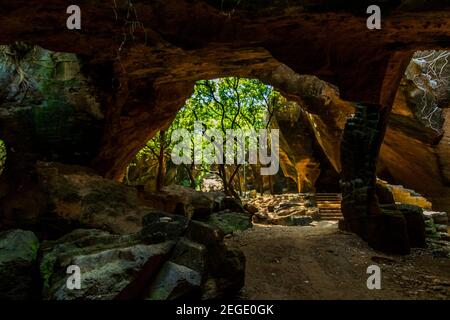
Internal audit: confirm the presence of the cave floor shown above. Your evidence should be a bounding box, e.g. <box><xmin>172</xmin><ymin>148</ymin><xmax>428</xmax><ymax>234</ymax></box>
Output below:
<box><xmin>226</xmin><ymin>222</ymin><xmax>450</xmax><ymax>300</ymax></box>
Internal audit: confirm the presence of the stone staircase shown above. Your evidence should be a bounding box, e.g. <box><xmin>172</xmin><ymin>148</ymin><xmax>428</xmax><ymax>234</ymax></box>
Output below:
<box><xmin>316</xmin><ymin>193</ymin><xmax>342</xmax><ymax>221</ymax></box>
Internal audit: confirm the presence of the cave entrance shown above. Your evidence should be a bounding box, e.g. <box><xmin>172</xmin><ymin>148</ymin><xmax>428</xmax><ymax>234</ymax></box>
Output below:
<box><xmin>125</xmin><ymin>77</ymin><xmax>340</xmax><ymax>200</ymax></box>
<box><xmin>125</xmin><ymin>77</ymin><xmax>290</xmax><ymax>197</ymax></box>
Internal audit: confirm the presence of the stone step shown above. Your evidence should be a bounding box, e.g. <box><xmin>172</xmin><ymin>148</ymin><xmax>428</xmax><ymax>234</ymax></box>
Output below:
<box><xmin>320</xmin><ymin>216</ymin><xmax>342</xmax><ymax>221</ymax></box>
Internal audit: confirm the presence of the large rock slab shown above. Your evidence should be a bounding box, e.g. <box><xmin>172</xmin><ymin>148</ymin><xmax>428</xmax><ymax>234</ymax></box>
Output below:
<box><xmin>37</xmin><ymin>162</ymin><xmax>150</xmax><ymax>235</ymax></box>
<box><xmin>39</xmin><ymin>229</ymin><xmax>174</xmax><ymax>300</ymax></box>
<box><xmin>0</xmin><ymin>229</ymin><xmax>40</xmax><ymax>300</ymax></box>
<box><xmin>38</xmin><ymin>212</ymin><xmax>246</xmax><ymax>300</ymax></box>
<box><xmin>145</xmin><ymin>261</ymin><xmax>202</xmax><ymax>300</ymax></box>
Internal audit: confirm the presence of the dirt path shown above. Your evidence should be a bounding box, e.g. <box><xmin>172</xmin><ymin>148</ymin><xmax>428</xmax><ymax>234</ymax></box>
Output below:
<box><xmin>226</xmin><ymin>222</ymin><xmax>450</xmax><ymax>300</ymax></box>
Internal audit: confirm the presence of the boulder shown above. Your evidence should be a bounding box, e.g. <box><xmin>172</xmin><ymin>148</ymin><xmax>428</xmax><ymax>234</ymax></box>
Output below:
<box><xmin>244</xmin><ymin>203</ymin><xmax>258</xmax><ymax>214</ymax></box>
<box><xmin>39</xmin><ymin>229</ymin><xmax>174</xmax><ymax>300</ymax></box>
<box><xmin>37</xmin><ymin>162</ymin><xmax>149</xmax><ymax>235</ymax></box>
<box><xmin>219</xmin><ymin>196</ymin><xmax>245</xmax><ymax>213</ymax></box>
<box><xmin>171</xmin><ymin>238</ymin><xmax>206</xmax><ymax>274</ymax></box>
<box><xmin>185</xmin><ymin>220</ymin><xmax>246</xmax><ymax>299</ymax></box>
<box><xmin>145</xmin><ymin>261</ymin><xmax>202</xmax><ymax>300</ymax></box>
<box><xmin>160</xmin><ymin>185</ymin><xmax>216</xmax><ymax>218</ymax></box>
<box><xmin>207</xmin><ymin>212</ymin><xmax>253</xmax><ymax>235</ymax></box>
<box><xmin>38</xmin><ymin>212</ymin><xmax>246</xmax><ymax>300</ymax></box>
<box><xmin>142</xmin><ymin>186</ymin><xmax>244</xmax><ymax>219</ymax></box>
<box><xmin>397</xmin><ymin>204</ymin><xmax>426</xmax><ymax>248</ymax></box>
<box><xmin>0</xmin><ymin>230</ymin><xmax>40</xmax><ymax>300</ymax></box>
<box><xmin>270</xmin><ymin>215</ymin><xmax>313</xmax><ymax>226</ymax></box>
<box><xmin>185</xmin><ymin>220</ymin><xmax>225</xmax><ymax>245</ymax></box>
<box><xmin>201</xmin><ymin>244</ymin><xmax>246</xmax><ymax>300</ymax></box>
<box><xmin>140</xmin><ymin>211</ymin><xmax>189</xmax><ymax>243</ymax></box>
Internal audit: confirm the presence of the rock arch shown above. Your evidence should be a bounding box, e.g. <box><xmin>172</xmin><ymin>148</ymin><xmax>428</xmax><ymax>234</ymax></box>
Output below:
<box><xmin>1</xmin><ymin>1</ymin><xmax>450</xmax><ymax>253</ymax></box>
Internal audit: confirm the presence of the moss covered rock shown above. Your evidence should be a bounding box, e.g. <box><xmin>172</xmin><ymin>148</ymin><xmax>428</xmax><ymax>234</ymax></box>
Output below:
<box><xmin>0</xmin><ymin>229</ymin><xmax>39</xmax><ymax>300</ymax></box>
<box><xmin>207</xmin><ymin>212</ymin><xmax>252</xmax><ymax>235</ymax></box>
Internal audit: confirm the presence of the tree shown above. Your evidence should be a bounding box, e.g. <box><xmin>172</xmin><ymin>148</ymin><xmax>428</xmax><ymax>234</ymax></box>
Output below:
<box><xmin>126</xmin><ymin>77</ymin><xmax>281</xmax><ymax>197</ymax></box>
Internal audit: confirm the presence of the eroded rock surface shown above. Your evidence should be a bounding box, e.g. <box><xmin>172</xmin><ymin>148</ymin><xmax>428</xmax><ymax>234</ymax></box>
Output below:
<box><xmin>38</xmin><ymin>211</ymin><xmax>246</xmax><ymax>300</ymax></box>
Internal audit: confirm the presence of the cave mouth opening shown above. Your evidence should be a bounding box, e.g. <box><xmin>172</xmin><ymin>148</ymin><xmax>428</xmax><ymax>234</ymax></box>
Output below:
<box><xmin>125</xmin><ymin>76</ymin><xmax>297</xmax><ymax>198</ymax></box>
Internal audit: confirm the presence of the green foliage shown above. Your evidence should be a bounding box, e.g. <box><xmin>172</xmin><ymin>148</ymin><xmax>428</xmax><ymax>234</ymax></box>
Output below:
<box><xmin>127</xmin><ymin>77</ymin><xmax>281</xmax><ymax>188</ymax></box>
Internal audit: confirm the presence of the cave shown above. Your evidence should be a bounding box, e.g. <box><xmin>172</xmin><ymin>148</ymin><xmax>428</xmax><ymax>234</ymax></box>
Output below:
<box><xmin>0</xmin><ymin>0</ymin><xmax>449</xmax><ymax>301</ymax></box>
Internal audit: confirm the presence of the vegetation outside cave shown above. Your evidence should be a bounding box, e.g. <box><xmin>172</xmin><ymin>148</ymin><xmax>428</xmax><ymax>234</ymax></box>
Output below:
<box><xmin>125</xmin><ymin>77</ymin><xmax>287</xmax><ymax>198</ymax></box>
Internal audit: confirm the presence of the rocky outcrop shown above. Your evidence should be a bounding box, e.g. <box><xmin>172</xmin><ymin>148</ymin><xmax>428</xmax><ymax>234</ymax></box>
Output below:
<box><xmin>140</xmin><ymin>185</ymin><xmax>245</xmax><ymax>219</ymax></box>
<box><xmin>0</xmin><ymin>1</ymin><xmax>449</xmax><ymax>258</ymax></box>
<box><xmin>40</xmin><ymin>229</ymin><xmax>174</xmax><ymax>300</ymax></box>
<box><xmin>246</xmin><ymin>193</ymin><xmax>319</xmax><ymax>226</ymax></box>
<box><xmin>424</xmin><ymin>211</ymin><xmax>450</xmax><ymax>241</ymax></box>
<box><xmin>274</xmin><ymin>104</ymin><xmax>322</xmax><ymax>193</ymax></box>
<box><xmin>35</xmin><ymin>162</ymin><xmax>149</xmax><ymax>235</ymax></box>
<box><xmin>0</xmin><ymin>1</ymin><xmax>448</xmax><ymax>181</ymax></box>
<box><xmin>39</xmin><ymin>211</ymin><xmax>246</xmax><ymax>300</ymax></box>
<box><xmin>378</xmin><ymin>180</ymin><xmax>432</xmax><ymax>209</ymax></box>
<box><xmin>145</xmin><ymin>261</ymin><xmax>202</xmax><ymax>300</ymax></box>
<box><xmin>0</xmin><ymin>229</ymin><xmax>40</xmax><ymax>300</ymax></box>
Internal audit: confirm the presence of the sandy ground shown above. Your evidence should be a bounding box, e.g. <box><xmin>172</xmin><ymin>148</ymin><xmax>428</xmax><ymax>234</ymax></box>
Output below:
<box><xmin>226</xmin><ymin>222</ymin><xmax>450</xmax><ymax>300</ymax></box>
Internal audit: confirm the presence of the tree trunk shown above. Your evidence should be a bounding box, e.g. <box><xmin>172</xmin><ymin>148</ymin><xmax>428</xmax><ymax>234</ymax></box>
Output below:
<box><xmin>156</xmin><ymin>130</ymin><xmax>166</xmax><ymax>191</ymax></box>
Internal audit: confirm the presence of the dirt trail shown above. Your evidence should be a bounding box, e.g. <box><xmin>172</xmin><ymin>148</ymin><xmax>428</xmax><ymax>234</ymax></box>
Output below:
<box><xmin>226</xmin><ymin>222</ymin><xmax>450</xmax><ymax>300</ymax></box>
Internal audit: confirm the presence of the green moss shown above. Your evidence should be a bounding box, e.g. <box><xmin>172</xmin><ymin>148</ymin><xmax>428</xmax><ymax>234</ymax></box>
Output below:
<box><xmin>40</xmin><ymin>253</ymin><xmax>57</xmax><ymax>292</ymax></box>
<box><xmin>207</xmin><ymin>213</ymin><xmax>252</xmax><ymax>235</ymax></box>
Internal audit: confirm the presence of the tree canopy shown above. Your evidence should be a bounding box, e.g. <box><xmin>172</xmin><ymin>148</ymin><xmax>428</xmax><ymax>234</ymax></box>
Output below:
<box><xmin>126</xmin><ymin>77</ymin><xmax>281</xmax><ymax>195</ymax></box>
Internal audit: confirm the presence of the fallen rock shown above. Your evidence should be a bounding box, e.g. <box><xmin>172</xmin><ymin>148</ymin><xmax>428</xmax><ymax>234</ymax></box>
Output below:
<box><xmin>185</xmin><ymin>220</ymin><xmax>246</xmax><ymax>299</ymax></box>
<box><xmin>185</xmin><ymin>220</ymin><xmax>224</xmax><ymax>245</ymax></box>
<box><xmin>270</xmin><ymin>215</ymin><xmax>313</xmax><ymax>226</ymax></box>
<box><xmin>37</xmin><ymin>162</ymin><xmax>149</xmax><ymax>235</ymax></box>
<box><xmin>0</xmin><ymin>230</ymin><xmax>40</xmax><ymax>300</ymax></box>
<box><xmin>219</xmin><ymin>196</ymin><xmax>245</xmax><ymax>213</ymax></box>
<box><xmin>244</xmin><ymin>203</ymin><xmax>258</xmax><ymax>214</ymax></box>
<box><xmin>145</xmin><ymin>261</ymin><xmax>202</xmax><ymax>300</ymax></box>
<box><xmin>171</xmin><ymin>238</ymin><xmax>206</xmax><ymax>274</ymax></box>
<box><xmin>39</xmin><ymin>229</ymin><xmax>174</xmax><ymax>300</ymax></box>
<box><xmin>202</xmin><ymin>244</ymin><xmax>245</xmax><ymax>300</ymax></box>
<box><xmin>140</xmin><ymin>211</ymin><xmax>189</xmax><ymax>243</ymax></box>
<box><xmin>142</xmin><ymin>186</ymin><xmax>244</xmax><ymax>219</ymax></box>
